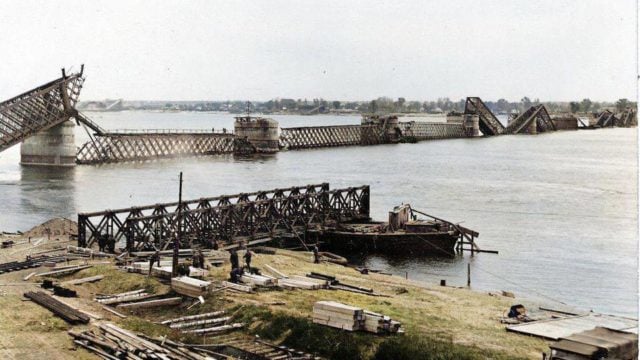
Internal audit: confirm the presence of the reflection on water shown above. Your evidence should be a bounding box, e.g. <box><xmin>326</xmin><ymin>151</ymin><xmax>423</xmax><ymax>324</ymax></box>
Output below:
<box><xmin>0</xmin><ymin>112</ymin><xmax>636</xmax><ymax>317</ymax></box>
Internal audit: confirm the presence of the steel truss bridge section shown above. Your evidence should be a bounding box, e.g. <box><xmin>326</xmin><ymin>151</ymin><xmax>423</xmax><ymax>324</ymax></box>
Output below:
<box><xmin>77</xmin><ymin>183</ymin><xmax>330</xmax><ymax>248</ymax></box>
<box><xmin>75</xmin><ymin>132</ymin><xmax>239</xmax><ymax>164</ymax></box>
<box><xmin>505</xmin><ymin>105</ymin><xmax>556</xmax><ymax>134</ymax></box>
<box><xmin>122</xmin><ymin>185</ymin><xmax>370</xmax><ymax>252</ymax></box>
<box><xmin>463</xmin><ymin>97</ymin><xmax>506</xmax><ymax>136</ymax></box>
<box><xmin>279</xmin><ymin>124</ymin><xmax>385</xmax><ymax>150</ymax></box>
<box><xmin>0</xmin><ymin>68</ymin><xmax>85</xmax><ymax>153</ymax></box>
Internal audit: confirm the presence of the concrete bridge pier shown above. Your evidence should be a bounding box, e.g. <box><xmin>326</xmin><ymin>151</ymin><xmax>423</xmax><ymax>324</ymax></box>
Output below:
<box><xmin>463</xmin><ymin>114</ymin><xmax>480</xmax><ymax>137</ymax></box>
<box><xmin>234</xmin><ymin>116</ymin><xmax>280</xmax><ymax>153</ymax></box>
<box><xmin>20</xmin><ymin>120</ymin><xmax>76</xmax><ymax>166</ymax></box>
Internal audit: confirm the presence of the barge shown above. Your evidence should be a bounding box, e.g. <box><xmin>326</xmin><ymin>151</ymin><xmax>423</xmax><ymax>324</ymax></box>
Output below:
<box><xmin>311</xmin><ymin>204</ymin><xmax>478</xmax><ymax>257</ymax></box>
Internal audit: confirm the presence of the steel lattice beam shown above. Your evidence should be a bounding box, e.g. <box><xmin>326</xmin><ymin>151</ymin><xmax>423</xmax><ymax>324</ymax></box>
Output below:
<box><xmin>0</xmin><ymin>69</ymin><xmax>85</xmax><ymax>152</ymax></box>
<box><xmin>506</xmin><ymin>105</ymin><xmax>556</xmax><ymax>134</ymax></box>
<box><xmin>464</xmin><ymin>97</ymin><xmax>505</xmax><ymax>136</ymax></box>
<box><xmin>122</xmin><ymin>185</ymin><xmax>370</xmax><ymax>251</ymax></box>
<box><xmin>77</xmin><ymin>183</ymin><xmax>330</xmax><ymax>248</ymax></box>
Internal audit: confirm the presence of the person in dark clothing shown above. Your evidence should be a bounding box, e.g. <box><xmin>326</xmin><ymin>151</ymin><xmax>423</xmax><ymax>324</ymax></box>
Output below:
<box><xmin>192</xmin><ymin>252</ymin><xmax>201</xmax><ymax>269</ymax></box>
<box><xmin>312</xmin><ymin>245</ymin><xmax>320</xmax><ymax>264</ymax></box>
<box><xmin>212</xmin><ymin>240</ymin><xmax>219</xmax><ymax>250</ymax></box>
<box><xmin>229</xmin><ymin>267</ymin><xmax>244</xmax><ymax>283</ymax></box>
<box><xmin>243</xmin><ymin>249</ymin><xmax>252</xmax><ymax>272</ymax></box>
<box><xmin>98</xmin><ymin>234</ymin><xmax>107</xmax><ymax>253</ymax></box>
<box><xmin>148</xmin><ymin>250</ymin><xmax>160</xmax><ymax>277</ymax></box>
<box><xmin>230</xmin><ymin>249</ymin><xmax>239</xmax><ymax>269</ymax></box>
<box><xmin>178</xmin><ymin>261</ymin><xmax>191</xmax><ymax>276</ymax></box>
<box><xmin>197</xmin><ymin>250</ymin><xmax>206</xmax><ymax>269</ymax></box>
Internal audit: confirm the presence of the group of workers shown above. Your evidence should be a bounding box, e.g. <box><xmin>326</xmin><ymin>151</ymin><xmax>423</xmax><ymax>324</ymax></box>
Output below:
<box><xmin>228</xmin><ymin>247</ymin><xmax>253</xmax><ymax>283</ymax></box>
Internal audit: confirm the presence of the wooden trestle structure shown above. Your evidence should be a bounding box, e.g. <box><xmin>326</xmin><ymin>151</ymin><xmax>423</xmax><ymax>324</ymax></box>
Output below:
<box><xmin>78</xmin><ymin>183</ymin><xmax>371</xmax><ymax>252</ymax></box>
<box><xmin>0</xmin><ymin>67</ymin><xmax>86</xmax><ymax>152</ymax></box>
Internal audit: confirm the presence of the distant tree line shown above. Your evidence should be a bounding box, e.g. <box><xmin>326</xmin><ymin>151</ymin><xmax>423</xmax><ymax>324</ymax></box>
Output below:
<box><xmin>78</xmin><ymin>97</ymin><xmax>636</xmax><ymax>115</ymax></box>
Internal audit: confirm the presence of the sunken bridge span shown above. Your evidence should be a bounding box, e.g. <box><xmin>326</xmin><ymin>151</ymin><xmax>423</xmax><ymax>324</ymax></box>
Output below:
<box><xmin>0</xmin><ymin>68</ymin><xmax>636</xmax><ymax>165</ymax></box>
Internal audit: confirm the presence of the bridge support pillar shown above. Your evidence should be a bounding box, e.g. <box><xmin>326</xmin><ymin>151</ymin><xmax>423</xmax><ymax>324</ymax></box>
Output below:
<box><xmin>463</xmin><ymin>115</ymin><xmax>480</xmax><ymax>137</ymax></box>
<box><xmin>527</xmin><ymin>117</ymin><xmax>538</xmax><ymax>135</ymax></box>
<box><xmin>20</xmin><ymin>120</ymin><xmax>76</xmax><ymax>166</ymax></box>
<box><xmin>234</xmin><ymin>117</ymin><xmax>280</xmax><ymax>153</ymax></box>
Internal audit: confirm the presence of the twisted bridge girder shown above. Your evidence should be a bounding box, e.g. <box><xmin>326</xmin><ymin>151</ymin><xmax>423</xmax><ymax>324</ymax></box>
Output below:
<box><xmin>464</xmin><ymin>97</ymin><xmax>506</xmax><ymax>136</ymax></box>
<box><xmin>0</xmin><ymin>68</ymin><xmax>85</xmax><ymax>153</ymax></box>
<box><xmin>506</xmin><ymin>105</ymin><xmax>556</xmax><ymax>134</ymax></box>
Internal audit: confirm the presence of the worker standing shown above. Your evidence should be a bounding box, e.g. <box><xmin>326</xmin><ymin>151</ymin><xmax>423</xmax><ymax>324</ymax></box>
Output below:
<box><xmin>243</xmin><ymin>249</ymin><xmax>252</xmax><ymax>272</ymax></box>
<box><xmin>313</xmin><ymin>244</ymin><xmax>320</xmax><ymax>264</ymax></box>
<box><xmin>229</xmin><ymin>249</ymin><xmax>239</xmax><ymax>270</ymax></box>
<box><xmin>197</xmin><ymin>250</ymin><xmax>206</xmax><ymax>269</ymax></box>
<box><xmin>148</xmin><ymin>250</ymin><xmax>160</xmax><ymax>277</ymax></box>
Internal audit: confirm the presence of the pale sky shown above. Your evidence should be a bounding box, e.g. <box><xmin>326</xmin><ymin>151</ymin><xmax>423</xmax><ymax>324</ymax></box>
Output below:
<box><xmin>0</xmin><ymin>0</ymin><xmax>636</xmax><ymax>102</ymax></box>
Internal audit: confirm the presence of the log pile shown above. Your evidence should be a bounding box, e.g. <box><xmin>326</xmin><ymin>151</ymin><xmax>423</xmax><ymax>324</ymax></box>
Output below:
<box><xmin>312</xmin><ymin>301</ymin><xmax>364</xmax><ymax>331</ymax></box>
<box><xmin>171</xmin><ymin>276</ymin><xmax>211</xmax><ymax>298</ymax></box>
<box><xmin>312</xmin><ymin>301</ymin><xmax>403</xmax><ymax>335</ymax></box>
<box><xmin>116</xmin><ymin>297</ymin><xmax>182</xmax><ymax>310</ymax></box>
<box><xmin>95</xmin><ymin>289</ymin><xmax>153</xmax><ymax>305</ymax></box>
<box><xmin>69</xmin><ymin>323</ymin><xmax>216</xmax><ymax>359</ymax></box>
<box><xmin>24</xmin><ymin>291</ymin><xmax>90</xmax><ymax>324</ymax></box>
<box><xmin>160</xmin><ymin>310</ymin><xmax>226</xmax><ymax>326</ymax></box>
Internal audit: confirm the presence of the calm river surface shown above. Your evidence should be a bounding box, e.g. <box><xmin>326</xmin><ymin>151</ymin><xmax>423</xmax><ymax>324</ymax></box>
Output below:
<box><xmin>0</xmin><ymin>112</ymin><xmax>637</xmax><ymax>316</ymax></box>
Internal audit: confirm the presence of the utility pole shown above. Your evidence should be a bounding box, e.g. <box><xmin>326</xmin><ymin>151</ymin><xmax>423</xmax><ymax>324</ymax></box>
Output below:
<box><xmin>172</xmin><ymin>172</ymin><xmax>183</xmax><ymax>277</ymax></box>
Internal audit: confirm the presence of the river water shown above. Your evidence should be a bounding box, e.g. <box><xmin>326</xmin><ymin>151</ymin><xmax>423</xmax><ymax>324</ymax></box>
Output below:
<box><xmin>0</xmin><ymin>112</ymin><xmax>637</xmax><ymax>317</ymax></box>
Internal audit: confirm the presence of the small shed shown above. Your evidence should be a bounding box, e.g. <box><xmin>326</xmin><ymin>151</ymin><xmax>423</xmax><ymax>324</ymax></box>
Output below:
<box><xmin>550</xmin><ymin>327</ymin><xmax>638</xmax><ymax>360</ymax></box>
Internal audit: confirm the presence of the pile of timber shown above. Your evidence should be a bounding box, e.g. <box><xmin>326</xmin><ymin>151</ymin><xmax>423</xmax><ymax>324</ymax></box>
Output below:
<box><xmin>279</xmin><ymin>275</ymin><xmax>328</xmax><ymax>290</ymax></box>
<box><xmin>24</xmin><ymin>291</ymin><xmax>90</xmax><ymax>324</ymax></box>
<box><xmin>161</xmin><ymin>311</ymin><xmax>244</xmax><ymax>335</ymax></box>
<box><xmin>240</xmin><ymin>273</ymin><xmax>277</xmax><ymax>287</ymax></box>
<box><xmin>171</xmin><ymin>276</ymin><xmax>211</xmax><ymax>298</ymax></box>
<box><xmin>0</xmin><ymin>255</ymin><xmax>67</xmax><ymax>274</ymax></box>
<box><xmin>313</xmin><ymin>301</ymin><xmax>364</xmax><ymax>331</ymax></box>
<box><xmin>66</xmin><ymin>245</ymin><xmax>114</xmax><ymax>258</ymax></box>
<box><xmin>362</xmin><ymin>310</ymin><xmax>404</xmax><ymax>335</ymax></box>
<box><xmin>69</xmin><ymin>323</ymin><xmax>217</xmax><ymax>359</ymax></box>
<box><xmin>221</xmin><ymin>281</ymin><xmax>254</xmax><ymax>293</ymax></box>
<box><xmin>116</xmin><ymin>297</ymin><xmax>182</xmax><ymax>310</ymax></box>
<box><xmin>95</xmin><ymin>289</ymin><xmax>154</xmax><ymax>305</ymax></box>
<box><xmin>312</xmin><ymin>301</ymin><xmax>403</xmax><ymax>334</ymax></box>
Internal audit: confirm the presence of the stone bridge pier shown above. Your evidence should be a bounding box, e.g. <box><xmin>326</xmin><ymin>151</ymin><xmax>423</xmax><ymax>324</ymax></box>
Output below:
<box><xmin>20</xmin><ymin>120</ymin><xmax>76</xmax><ymax>166</ymax></box>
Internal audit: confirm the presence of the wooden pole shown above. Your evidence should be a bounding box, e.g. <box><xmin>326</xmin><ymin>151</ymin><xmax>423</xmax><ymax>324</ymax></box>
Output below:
<box><xmin>467</xmin><ymin>263</ymin><xmax>471</xmax><ymax>287</ymax></box>
<box><xmin>172</xmin><ymin>172</ymin><xmax>183</xmax><ymax>277</ymax></box>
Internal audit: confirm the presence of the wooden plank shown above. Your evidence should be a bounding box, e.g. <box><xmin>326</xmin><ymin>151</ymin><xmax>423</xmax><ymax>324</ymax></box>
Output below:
<box><xmin>506</xmin><ymin>314</ymin><xmax>639</xmax><ymax>340</ymax></box>
<box><xmin>35</xmin><ymin>265</ymin><xmax>92</xmax><ymax>277</ymax></box>
<box><xmin>160</xmin><ymin>310</ymin><xmax>226</xmax><ymax>325</ymax></box>
<box><xmin>102</xmin><ymin>305</ymin><xmax>127</xmax><ymax>318</ymax></box>
<box><xmin>221</xmin><ymin>281</ymin><xmax>253</xmax><ymax>293</ymax></box>
<box><xmin>116</xmin><ymin>297</ymin><xmax>182</xmax><ymax>310</ymax></box>
<box><xmin>263</xmin><ymin>264</ymin><xmax>288</xmax><ymax>279</ymax></box>
<box><xmin>63</xmin><ymin>275</ymin><xmax>104</xmax><ymax>285</ymax></box>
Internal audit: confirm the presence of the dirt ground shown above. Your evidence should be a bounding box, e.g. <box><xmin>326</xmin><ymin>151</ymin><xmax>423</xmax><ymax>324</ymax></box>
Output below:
<box><xmin>0</xmin><ymin>219</ymin><xmax>549</xmax><ymax>359</ymax></box>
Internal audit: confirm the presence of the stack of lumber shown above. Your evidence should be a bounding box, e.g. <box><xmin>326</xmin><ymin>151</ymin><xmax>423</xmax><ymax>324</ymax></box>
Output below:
<box><xmin>221</xmin><ymin>281</ymin><xmax>254</xmax><ymax>293</ymax></box>
<box><xmin>312</xmin><ymin>301</ymin><xmax>364</xmax><ymax>331</ymax></box>
<box><xmin>279</xmin><ymin>275</ymin><xmax>327</xmax><ymax>290</ymax></box>
<box><xmin>66</xmin><ymin>245</ymin><xmax>114</xmax><ymax>258</ymax></box>
<box><xmin>240</xmin><ymin>273</ymin><xmax>277</xmax><ymax>287</ymax></box>
<box><xmin>160</xmin><ymin>310</ymin><xmax>226</xmax><ymax>326</ymax></box>
<box><xmin>171</xmin><ymin>276</ymin><xmax>211</xmax><ymax>298</ymax></box>
<box><xmin>363</xmin><ymin>310</ymin><xmax>403</xmax><ymax>334</ymax></box>
<box><xmin>95</xmin><ymin>289</ymin><xmax>153</xmax><ymax>305</ymax></box>
<box><xmin>182</xmin><ymin>322</ymin><xmax>244</xmax><ymax>335</ymax></box>
<box><xmin>69</xmin><ymin>323</ymin><xmax>215</xmax><ymax>359</ymax></box>
<box><xmin>24</xmin><ymin>291</ymin><xmax>90</xmax><ymax>324</ymax></box>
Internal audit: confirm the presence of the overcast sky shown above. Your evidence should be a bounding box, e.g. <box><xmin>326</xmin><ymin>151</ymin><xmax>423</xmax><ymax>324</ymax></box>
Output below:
<box><xmin>0</xmin><ymin>0</ymin><xmax>636</xmax><ymax>102</ymax></box>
